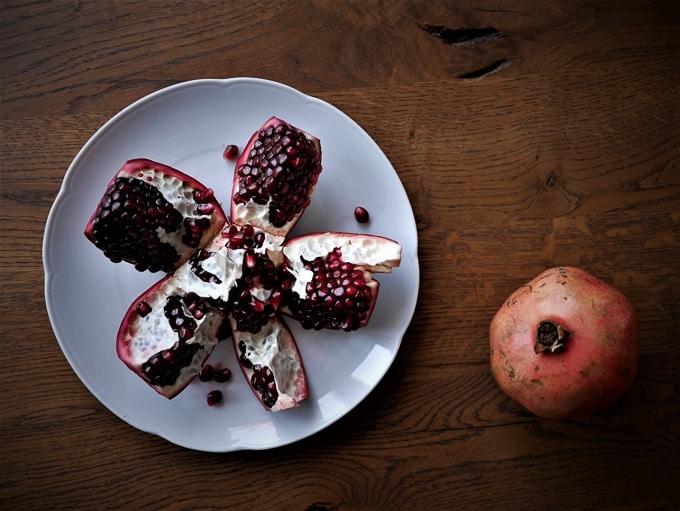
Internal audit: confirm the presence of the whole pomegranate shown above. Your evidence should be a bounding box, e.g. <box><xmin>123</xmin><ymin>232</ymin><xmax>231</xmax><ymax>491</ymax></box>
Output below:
<box><xmin>489</xmin><ymin>267</ymin><xmax>638</xmax><ymax>419</ymax></box>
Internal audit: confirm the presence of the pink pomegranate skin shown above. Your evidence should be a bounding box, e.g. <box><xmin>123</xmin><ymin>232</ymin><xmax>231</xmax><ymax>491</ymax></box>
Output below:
<box><xmin>489</xmin><ymin>267</ymin><xmax>638</xmax><ymax>419</ymax></box>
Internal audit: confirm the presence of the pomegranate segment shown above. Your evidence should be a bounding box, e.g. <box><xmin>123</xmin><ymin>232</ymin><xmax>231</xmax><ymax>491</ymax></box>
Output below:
<box><xmin>231</xmin><ymin>314</ymin><xmax>308</xmax><ymax>412</ymax></box>
<box><xmin>84</xmin><ymin>159</ymin><xmax>227</xmax><ymax>273</ymax></box>
<box><xmin>281</xmin><ymin>233</ymin><xmax>402</xmax><ymax>331</ymax></box>
<box><xmin>116</xmin><ymin>275</ymin><xmax>225</xmax><ymax>399</ymax></box>
<box><xmin>230</xmin><ymin>117</ymin><xmax>322</xmax><ymax>239</ymax></box>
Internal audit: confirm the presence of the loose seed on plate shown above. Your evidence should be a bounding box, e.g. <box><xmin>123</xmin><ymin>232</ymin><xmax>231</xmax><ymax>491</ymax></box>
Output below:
<box><xmin>214</xmin><ymin>367</ymin><xmax>232</xmax><ymax>383</ymax></box>
<box><xmin>353</xmin><ymin>206</ymin><xmax>369</xmax><ymax>223</ymax></box>
<box><xmin>223</xmin><ymin>144</ymin><xmax>239</xmax><ymax>160</ymax></box>
<box><xmin>207</xmin><ymin>390</ymin><xmax>223</xmax><ymax>406</ymax></box>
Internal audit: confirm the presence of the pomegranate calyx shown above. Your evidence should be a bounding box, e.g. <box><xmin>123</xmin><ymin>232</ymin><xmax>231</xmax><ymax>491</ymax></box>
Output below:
<box><xmin>534</xmin><ymin>320</ymin><xmax>571</xmax><ymax>354</ymax></box>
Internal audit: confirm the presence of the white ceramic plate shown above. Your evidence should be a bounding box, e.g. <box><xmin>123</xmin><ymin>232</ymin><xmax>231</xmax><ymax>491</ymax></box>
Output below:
<box><xmin>43</xmin><ymin>78</ymin><xmax>419</xmax><ymax>452</ymax></box>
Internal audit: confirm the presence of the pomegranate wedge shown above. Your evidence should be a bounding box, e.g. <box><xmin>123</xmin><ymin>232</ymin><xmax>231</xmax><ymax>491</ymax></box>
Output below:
<box><xmin>281</xmin><ymin>233</ymin><xmax>402</xmax><ymax>331</ymax></box>
<box><xmin>232</xmin><ymin>314</ymin><xmax>308</xmax><ymax>412</ymax></box>
<box><xmin>116</xmin><ymin>274</ymin><xmax>226</xmax><ymax>399</ymax></box>
<box><xmin>230</xmin><ymin>117</ymin><xmax>322</xmax><ymax>240</ymax></box>
<box><xmin>85</xmin><ymin>158</ymin><xmax>227</xmax><ymax>273</ymax></box>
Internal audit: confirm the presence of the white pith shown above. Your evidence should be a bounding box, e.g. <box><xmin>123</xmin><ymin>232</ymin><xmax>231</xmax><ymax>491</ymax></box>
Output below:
<box><xmin>232</xmin><ymin>200</ymin><xmax>270</xmax><ymax>230</ymax></box>
<box><xmin>127</xmin><ymin>284</ymin><xmax>221</xmax><ymax>367</ymax></box>
<box><xmin>125</xmin><ymin>230</ymin><xmax>284</xmax><ymax>368</ymax></box>
<box><xmin>232</xmin><ymin>199</ymin><xmax>299</xmax><ymax>239</ymax></box>
<box><xmin>173</xmin><ymin>245</ymin><xmax>244</xmax><ymax>300</ymax></box>
<box><xmin>236</xmin><ymin>320</ymin><xmax>302</xmax><ymax>399</ymax></box>
<box><xmin>282</xmin><ymin>233</ymin><xmax>402</xmax><ymax>296</ymax></box>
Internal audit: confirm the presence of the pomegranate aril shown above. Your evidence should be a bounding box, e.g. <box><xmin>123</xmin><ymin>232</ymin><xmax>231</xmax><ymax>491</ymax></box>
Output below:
<box><xmin>245</xmin><ymin>252</ymin><xmax>257</xmax><ymax>269</ymax></box>
<box><xmin>193</xmin><ymin>188</ymin><xmax>215</xmax><ymax>203</ymax></box>
<box><xmin>223</xmin><ymin>144</ymin><xmax>239</xmax><ymax>160</ymax></box>
<box><xmin>353</xmin><ymin>206</ymin><xmax>370</xmax><ymax>223</ymax></box>
<box><xmin>199</xmin><ymin>364</ymin><xmax>214</xmax><ymax>382</ymax></box>
<box><xmin>238</xmin><ymin>340</ymin><xmax>253</xmax><ymax>368</ymax></box>
<box><xmin>136</xmin><ymin>301</ymin><xmax>152</xmax><ymax>317</ymax></box>
<box><xmin>207</xmin><ymin>390</ymin><xmax>223</xmax><ymax>406</ymax></box>
<box><xmin>197</xmin><ymin>203</ymin><xmax>215</xmax><ymax>215</ymax></box>
<box><xmin>214</xmin><ymin>367</ymin><xmax>232</xmax><ymax>383</ymax></box>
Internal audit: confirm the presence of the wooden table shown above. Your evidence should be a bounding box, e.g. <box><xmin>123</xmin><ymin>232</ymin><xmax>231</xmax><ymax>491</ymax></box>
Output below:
<box><xmin>2</xmin><ymin>1</ymin><xmax>678</xmax><ymax>509</ymax></box>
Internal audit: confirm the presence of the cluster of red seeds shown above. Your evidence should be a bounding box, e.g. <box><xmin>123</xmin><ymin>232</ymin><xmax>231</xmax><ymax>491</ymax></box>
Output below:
<box><xmin>287</xmin><ymin>248</ymin><xmax>371</xmax><ymax>331</ymax></box>
<box><xmin>232</xmin><ymin>122</ymin><xmax>321</xmax><ymax>228</ymax></box>
<box><xmin>237</xmin><ymin>337</ymin><xmax>279</xmax><ymax>409</ymax></box>
<box><xmin>91</xmin><ymin>177</ymin><xmax>185</xmax><ymax>272</ymax></box>
<box><xmin>222</xmin><ymin>225</ymin><xmax>286</xmax><ymax>334</ymax></box>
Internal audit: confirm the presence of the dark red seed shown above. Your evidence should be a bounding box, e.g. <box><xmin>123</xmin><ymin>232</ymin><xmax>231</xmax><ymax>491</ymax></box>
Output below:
<box><xmin>196</xmin><ymin>203</ymin><xmax>215</xmax><ymax>215</ymax></box>
<box><xmin>353</xmin><ymin>206</ymin><xmax>370</xmax><ymax>223</ymax></box>
<box><xmin>136</xmin><ymin>301</ymin><xmax>152</xmax><ymax>317</ymax></box>
<box><xmin>207</xmin><ymin>390</ymin><xmax>222</xmax><ymax>406</ymax></box>
<box><xmin>245</xmin><ymin>252</ymin><xmax>257</xmax><ymax>269</ymax></box>
<box><xmin>193</xmin><ymin>188</ymin><xmax>215</xmax><ymax>203</ymax></box>
<box><xmin>199</xmin><ymin>364</ymin><xmax>214</xmax><ymax>382</ymax></box>
<box><xmin>214</xmin><ymin>367</ymin><xmax>232</xmax><ymax>383</ymax></box>
<box><xmin>223</xmin><ymin>144</ymin><xmax>239</xmax><ymax>160</ymax></box>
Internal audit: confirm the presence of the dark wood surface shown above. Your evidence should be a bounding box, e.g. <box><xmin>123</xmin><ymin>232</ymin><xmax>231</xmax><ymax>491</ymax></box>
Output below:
<box><xmin>2</xmin><ymin>1</ymin><xmax>678</xmax><ymax>509</ymax></box>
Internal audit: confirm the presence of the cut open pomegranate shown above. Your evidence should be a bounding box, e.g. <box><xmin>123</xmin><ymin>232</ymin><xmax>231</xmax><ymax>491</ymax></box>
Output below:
<box><xmin>84</xmin><ymin>159</ymin><xmax>227</xmax><ymax>273</ymax></box>
<box><xmin>231</xmin><ymin>314</ymin><xmax>307</xmax><ymax>411</ymax></box>
<box><xmin>92</xmin><ymin>117</ymin><xmax>402</xmax><ymax>412</ymax></box>
<box><xmin>281</xmin><ymin>233</ymin><xmax>402</xmax><ymax>331</ymax></box>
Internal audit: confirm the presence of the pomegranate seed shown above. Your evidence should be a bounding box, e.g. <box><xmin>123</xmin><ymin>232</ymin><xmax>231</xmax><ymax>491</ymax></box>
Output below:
<box><xmin>207</xmin><ymin>390</ymin><xmax>222</xmax><ymax>406</ymax></box>
<box><xmin>223</xmin><ymin>144</ymin><xmax>239</xmax><ymax>160</ymax></box>
<box><xmin>245</xmin><ymin>252</ymin><xmax>257</xmax><ymax>269</ymax></box>
<box><xmin>136</xmin><ymin>301</ymin><xmax>152</xmax><ymax>317</ymax></box>
<box><xmin>194</xmin><ymin>188</ymin><xmax>214</xmax><ymax>203</ymax></box>
<box><xmin>196</xmin><ymin>203</ymin><xmax>215</xmax><ymax>215</ymax></box>
<box><xmin>199</xmin><ymin>364</ymin><xmax>214</xmax><ymax>382</ymax></box>
<box><xmin>353</xmin><ymin>206</ymin><xmax>369</xmax><ymax>223</ymax></box>
<box><xmin>214</xmin><ymin>367</ymin><xmax>232</xmax><ymax>383</ymax></box>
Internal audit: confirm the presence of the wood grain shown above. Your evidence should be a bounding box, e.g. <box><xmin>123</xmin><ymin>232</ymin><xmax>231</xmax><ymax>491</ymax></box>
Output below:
<box><xmin>1</xmin><ymin>1</ymin><xmax>679</xmax><ymax>510</ymax></box>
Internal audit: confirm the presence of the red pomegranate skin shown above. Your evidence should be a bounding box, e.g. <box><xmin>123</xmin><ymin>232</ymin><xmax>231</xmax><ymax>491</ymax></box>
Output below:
<box><xmin>489</xmin><ymin>267</ymin><xmax>638</xmax><ymax>419</ymax></box>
